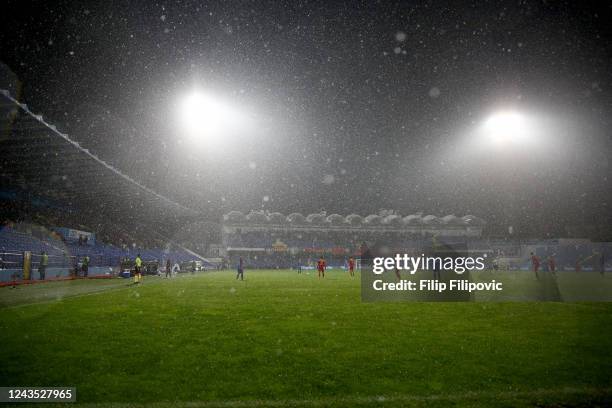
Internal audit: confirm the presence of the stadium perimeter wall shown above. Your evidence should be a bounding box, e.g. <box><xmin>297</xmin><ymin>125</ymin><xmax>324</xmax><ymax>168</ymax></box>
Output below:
<box><xmin>0</xmin><ymin>266</ymin><xmax>112</xmax><ymax>283</ymax></box>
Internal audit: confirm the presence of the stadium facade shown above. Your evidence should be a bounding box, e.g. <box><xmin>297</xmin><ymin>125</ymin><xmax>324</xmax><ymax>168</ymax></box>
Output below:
<box><xmin>221</xmin><ymin>211</ymin><xmax>485</xmax><ymax>266</ymax></box>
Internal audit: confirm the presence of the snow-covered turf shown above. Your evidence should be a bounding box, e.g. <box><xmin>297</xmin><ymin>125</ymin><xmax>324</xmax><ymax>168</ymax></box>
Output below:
<box><xmin>1</xmin><ymin>270</ymin><xmax>610</xmax><ymax>407</ymax></box>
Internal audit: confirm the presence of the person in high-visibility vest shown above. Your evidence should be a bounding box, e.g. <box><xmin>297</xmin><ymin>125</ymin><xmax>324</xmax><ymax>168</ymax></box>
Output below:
<box><xmin>39</xmin><ymin>251</ymin><xmax>48</xmax><ymax>280</ymax></box>
<box><xmin>82</xmin><ymin>255</ymin><xmax>90</xmax><ymax>277</ymax></box>
<box><xmin>134</xmin><ymin>254</ymin><xmax>143</xmax><ymax>284</ymax></box>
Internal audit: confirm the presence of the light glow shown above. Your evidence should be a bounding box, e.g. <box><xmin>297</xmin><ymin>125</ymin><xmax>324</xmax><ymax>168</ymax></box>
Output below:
<box><xmin>482</xmin><ymin>111</ymin><xmax>528</xmax><ymax>144</ymax></box>
<box><xmin>179</xmin><ymin>91</ymin><xmax>247</xmax><ymax>145</ymax></box>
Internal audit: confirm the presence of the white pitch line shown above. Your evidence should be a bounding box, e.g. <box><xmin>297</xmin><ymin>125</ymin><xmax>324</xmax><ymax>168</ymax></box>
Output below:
<box><xmin>0</xmin><ymin>278</ymin><xmax>169</xmax><ymax>310</ymax></box>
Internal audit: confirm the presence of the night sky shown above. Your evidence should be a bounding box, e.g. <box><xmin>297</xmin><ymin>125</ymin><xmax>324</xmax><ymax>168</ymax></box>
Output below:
<box><xmin>2</xmin><ymin>0</ymin><xmax>611</xmax><ymax>236</ymax></box>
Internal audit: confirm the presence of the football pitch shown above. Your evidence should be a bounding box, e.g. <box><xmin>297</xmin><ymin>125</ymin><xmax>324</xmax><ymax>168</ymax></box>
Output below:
<box><xmin>0</xmin><ymin>270</ymin><xmax>611</xmax><ymax>407</ymax></box>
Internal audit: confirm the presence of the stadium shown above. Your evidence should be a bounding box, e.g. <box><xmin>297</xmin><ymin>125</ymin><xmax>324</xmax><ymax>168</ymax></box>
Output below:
<box><xmin>1</xmin><ymin>1</ymin><xmax>612</xmax><ymax>407</ymax></box>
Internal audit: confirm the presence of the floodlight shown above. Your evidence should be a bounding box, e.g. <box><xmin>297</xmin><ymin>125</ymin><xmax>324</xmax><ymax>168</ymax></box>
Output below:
<box><xmin>179</xmin><ymin>91</ymin><xmax>245</xmax><ymax>144</ymax></box>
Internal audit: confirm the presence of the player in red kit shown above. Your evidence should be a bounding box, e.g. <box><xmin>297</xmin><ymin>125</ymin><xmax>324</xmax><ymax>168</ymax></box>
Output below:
<box><xmin>348</xmin><ymin>257</ymin><xmax>355</xmax><ymax>277</ymax></box>
<box><xmin>317</xmin><ymin>257</ymin><xmax>326</xmax><ymax>278</ymax></box>
<box><xmin>547</xmin><ymin>254</ymin><xmax>556</xmax><ymax>275</ymax></box>
<box><xmin>530</xmin><ymin>252</ymin><xmax>540</xmax><ymax>280</ymax></box>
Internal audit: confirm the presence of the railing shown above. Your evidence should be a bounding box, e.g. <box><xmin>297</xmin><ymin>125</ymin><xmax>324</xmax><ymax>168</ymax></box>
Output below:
<box><xmin>0</xmin><ymin>251</ymin><xmax>23</xmax><ymax>269</ymax></box>
<box><xmin>0</xmin><ymin>251</ymin><xmax>123</xmax><ymax>270</ymax></box>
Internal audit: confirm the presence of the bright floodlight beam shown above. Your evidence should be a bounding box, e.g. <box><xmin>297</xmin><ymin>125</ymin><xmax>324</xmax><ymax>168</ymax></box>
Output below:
<box><xmin>179</xmin><ymin>91</ymin><xmax>244</xmax><ymax>144</ymax></box>
<box><xmin>482</xmin><ymin>111</ymin><xmax>528</xmax><ymax>144</ymax></box>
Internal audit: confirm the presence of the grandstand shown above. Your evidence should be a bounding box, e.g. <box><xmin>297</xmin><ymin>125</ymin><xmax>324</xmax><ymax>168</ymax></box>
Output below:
<box><xmin>221</xmin><ymin>210</ymin><xmax>486</xmax><ymax>268</ymax></box>
<box><xmin>0</xmin><ymin>224</ymin><xmax>200</xmax><ymax>281</ymax></box>
<box><xmin>220</xmin><ymin>210</ymin><xmax>611</xmax><ymax>272</ymax></box>
<box><xmin>0</xmin><ymin>89</ymin><xmax>209</xmax><ymax>282</ymax></box>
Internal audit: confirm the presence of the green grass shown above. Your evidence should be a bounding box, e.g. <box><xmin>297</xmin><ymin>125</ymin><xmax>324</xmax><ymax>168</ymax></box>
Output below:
<box><xmin>0</xmin><ymin>270</ymin><xmax>611</xmax><ymax>407</ymax></box>
<box><xmin>0</xmin><ymin>278</ymin><xmax>133</xmax><ymax>308</ymax></box>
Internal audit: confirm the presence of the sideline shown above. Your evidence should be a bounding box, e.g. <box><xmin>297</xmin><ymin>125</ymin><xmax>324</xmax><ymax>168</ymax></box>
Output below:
<box><xmin>0</xmin><ymin>275</ymin><xmax>112</xmax><ymax>288</ymax></box>
<box><xmin>0</xmin><ymin>277</ymin><xmax>170</xmax><ymax>310</ymax></box>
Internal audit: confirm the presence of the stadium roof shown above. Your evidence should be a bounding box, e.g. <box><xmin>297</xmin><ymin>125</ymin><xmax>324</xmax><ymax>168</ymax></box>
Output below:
<box><xmin>0</xmin><ymin>89</ymin><xmax>198</xmax><ymax>221</ymax></box>
<box><xmin>223</xmin><ymin>210</ymin><xmax>485</xmax><ymax>227</ymax></box>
